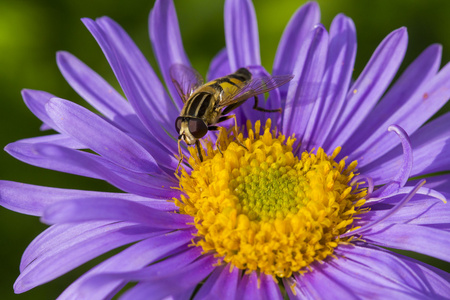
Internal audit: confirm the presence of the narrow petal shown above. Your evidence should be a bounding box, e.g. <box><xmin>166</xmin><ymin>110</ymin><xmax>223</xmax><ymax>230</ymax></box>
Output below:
<box><xmin>12</xmin><ymin>134</ymin><xmax>85</xmax><ymax>149</ymax></box>
<box><xmin>236</xmin><ymin>272</ymin><xmax>262</xmax><ymax>299</ymax></box>
<box><xmin>282</xmin><ymin>25</ymin><xmax>328</xmax><ymax>140</ymax></box>
<box><xmin>6</xmin><ymin>142</ymin><xmax>176</xmax><ymax>198</ymax></box>
<box><xmin>310</xmin><ymin>14</ymin><xmax>357</xmax><ymax>150</ymax></box>
<box><xmin>22</xmin><ymin>89</ymin><xmax>59</xmax><ymax>130</ymax></box>
<box><xmin>94</xmin><ymin>16</ymin><xmax>178</xmax><ymax>125</ymax></box>
<box><xmin>294</xmin><ymin>266</ymin><xmax>359</xmax><ymax>300</ymax></box>
<box><xmin>80</xmin><ymin>247</ymin><xmax>204</xmax><ymax>299</ymax></box>
<box><xmin>326</xmin><ymin>28</ymin><xmax>408</xmax><ymax>151</ymax></box>
<box><xmin>260</xmin><ymin>273</ymin><xmax>283</xmax><ymax>300</ymax></box>
<box><xmin>5</xmin><ymin>141</ymin><xmax>101</xmax><ymax>179</ymax></box>
<box><xmin>14</xmin><ymin>222</ymin><xmax>159</xmax><ymax>293</ymax></box>
<box><xmin>273</xmin><ymin>2</ymin><xmax>320</xmax><ymax>73</ymax></box>
<box><xmin>82</xmin><ymin>17</ymin><xmax>178</xmax><ymax>154</ymax></box>
<box><xmin>45</xmin><ymin>98</ymin><xmax>159</xmax><ymax>174</ymax></box>
<box><xmin>0</xmin><ymin>181</ymin><xmax>176</xmax><ymax>216</ymax></box>
<box><xmin>365</xmin><ymin>223</ymin><xmax>450</xmax><ymax>262</ymax></box>
<box><xmin>359</xmin><ymin>193</ymin><xmax>448</xmax><ymax>228</ymax></box>
<box><xmin>149</xmin><ymin>0</ymin><xmax>190</xmax><ymax>105</ymax></box>
<box><xmin>297</xmin><ymin>247</ymin><xmax>436</xmax><ymax>299</ymax></box>
<box><xmin>343</xmin><ymin>44</ymin><xmax>442</xmax><ymax>164</ymax></box>
<box><xmin>335</xmin><ymin>244</ymin><xmax>450</xmax><ymax>298</ymax></box>
<box><xmin>415</xmin><ymin>174</ymin><xmax>450</xmax><ymax>196</ymax></box>
<box><xmin>224</xmin><ymin>0</ymin><xmax>260</xmax><ymax>71</ymax></box>
<box><xmin>195</xmin><ymin>264</ymin><xmax>239</xmax><ymax>299</ymax></box>
<box><xmin>362</xmin><ymin>112</ymin><xmax>450</xmax><ymax>185</ymax></box>
<box><xmin>342</xmin><ymin>179</ymin><xmax>424</xmax><ymax>238</ymax></box>
<box><xmin>207</xmin><ymin>48</ymin><xmax>231</xmax><ymax>82</ymax></box>
<box><xmin>42</xmin><ymin>197</ymin><xmax>192</xmax><ymax>229</ymax></box>
<box><xmin>369</xmin><ymin>125</ymin><xmax>413</xmax><ymax>198</ymax></box>
<box><xmin>57</xmin><ymin>229</ymin><xmax>195</xmax><ymax>299</ymax></box>
<box><xmin>120</xmin><ymin>254</ymin><xmax>215</xmax><ymax>300</ymax></box>
<box><xmin>223</xmin><ymin>0</ymin><xmax>263</xmax><ymax>124</ymax></box>
<box><xmin>56</xmin><ymin>51</ymin><xmax>147</xmax><ymax>136</ymax></box>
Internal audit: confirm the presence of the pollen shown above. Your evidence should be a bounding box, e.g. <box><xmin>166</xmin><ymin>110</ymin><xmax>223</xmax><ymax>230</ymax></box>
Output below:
<box><xmin>174</xmin><ymin>119</ymin><xmax>366</xmax><ymax>278</ymax></box>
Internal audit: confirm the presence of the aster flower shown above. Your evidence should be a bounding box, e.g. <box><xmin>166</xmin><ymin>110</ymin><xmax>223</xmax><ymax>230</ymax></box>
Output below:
<box><xmin>2</xmin><ymin>0</ymin><xmax>450</xmax><ymax>298</ymax></box>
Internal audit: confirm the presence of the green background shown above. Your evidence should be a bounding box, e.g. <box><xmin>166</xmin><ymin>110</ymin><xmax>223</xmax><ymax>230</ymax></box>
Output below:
<box><xmin>1</xmin><ymin>0</ymin><xmax>450</xmax><ymax>299</ymax></box>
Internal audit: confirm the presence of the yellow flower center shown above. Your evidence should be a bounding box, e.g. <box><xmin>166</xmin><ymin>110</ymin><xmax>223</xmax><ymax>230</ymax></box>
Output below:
<box><xmin>174</xmin><ymin>119</ymin><xmax>366</xmax><ymax>278</ymax></box>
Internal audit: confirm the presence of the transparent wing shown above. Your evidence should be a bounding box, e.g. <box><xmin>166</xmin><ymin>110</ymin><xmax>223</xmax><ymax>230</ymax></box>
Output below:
<box><xmin>217</xmin><ymin>74</ymin><xmax>294</xmax><ymax>108</ymax></box>
<box><xmin>169</xmin><ymin>64</ymin><xmax>204</xmax><ymax>103</ymax></box>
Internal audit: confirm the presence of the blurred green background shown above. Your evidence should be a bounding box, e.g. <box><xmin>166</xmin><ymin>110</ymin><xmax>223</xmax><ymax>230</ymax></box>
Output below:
<box><xmin>1</xmin><ymin>0</ymin><xmax>449</xmax><ymax>299</ymax></box>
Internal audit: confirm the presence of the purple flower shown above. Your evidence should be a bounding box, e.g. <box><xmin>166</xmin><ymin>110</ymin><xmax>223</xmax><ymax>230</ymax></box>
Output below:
<box><xmin>2</xmin><ymin>0</ymin><xmax>450</xmax><ymax>299</ymax></box>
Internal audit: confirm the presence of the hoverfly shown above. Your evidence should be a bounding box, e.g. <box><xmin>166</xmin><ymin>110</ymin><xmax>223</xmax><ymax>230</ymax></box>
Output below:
<box><xmin>171</xmin><ymin>64</ymin><xmax>294</xmax><ymax>171</ymax></box>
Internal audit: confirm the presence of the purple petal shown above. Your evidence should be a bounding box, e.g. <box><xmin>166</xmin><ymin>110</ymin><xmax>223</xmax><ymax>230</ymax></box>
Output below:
<box><xmin>224</xmin><ymin>0</ymin><xmax>260</xmax><ymax>71</ymax></box>
<box><xmin>6</xmin><ymin>142</ymin><xmax>177</xmax><ymax>198</ymax></box>
<box><xmin>236</xmin><ymin>272</ymin><xmax>263</xmax><ymax>299</ymax></box>
<box><xmin>56</xmin><ymin>51</ymin><xmax>147</xmax><ymax>137</ymax></box>
<box><xmin>309</xmin><ymin>14</ymin><xmax>357</xmax><ymax>150</ymax></box>
<box><xmin>14</xmin><ymin>222</ymin><xmax>159</xmax><ymax>293</ymax></box>
<box><xmin>195</xmin><ymin>264</ymin><xmax>239</xmax><ymax>299</ymax></box>
<box><xmin>343</xmin><ymin>44</ymin><xmax>442</xmax><ymax>165</ymax></box>
<box><xmin>365</xmin><ymin>223</ymin><xmax>450</xmax><ymax>262</ymax></box>
<box><xmin>80</xmin><ymin>247</ymin><xmax>204</xmax><ymax>299</ymax></box>
<box><xmin>0</xmin><ymin>181</ymin><xmax>176</xmax><ymax>216</ymax></box>
<box><xmin>336</xmin><ymin>244</ymin><xmax>450</xmax><ymax>298</ymax></box>
<box><xmin>82</xmin><ymin>18</ymin><xmax>178</xmax><ymax>154</ymax></box>
<box><xmin>45</xmin><ymin>98</ymin><xmax>159</xmax><ymax>174</ymax></box>
<box><xmin>369</xmin><ymin>125</ymin><xmax>413</xmax><ymax>198</ymax></box>
<box><xmin>342</xmin><ymin>179</ymin><xmax>425</xmax><ymax>238</ymax></box>
<box><xmin>42</xmin><ymin>197</ymin><xmax>192</xmax><ymax>229</ymax></box>
<box><xmin>13</xmin><ymin>133</ymin><xmax>85</xmax><ymax>149</ymax></box>
<box><xmin>94</xmin><ymin>16</ymin><xmax>178</xmax><ymax>125</ymax></box>
<box><xmin>5</xmin><ymin>141</ymin><xmax>101</xmax><ymax>179</ymax></box>
<box><xmin>207</xmin><ymin>48</ymin><xmax>231</xmax><ymax>82</ymax></box>
<box><xmin>272</xmin><ymin>1</ymin><xmax>322</xmax><ymax>132</ymax></box>
<box><xmin>360</xmin><ymin>193</ymin><xmax>448</xmax><ymax>228</ymax></box>
<box><xmin>282</xmin><ymin>24</ymin><xmax>328</xmax><ymax>139</ymax></box>
<box><xmin>293</xmin><ymin>266</ymin><xmax>359</xmax><ymax>300</ymax></box>
<box><xmin>416</xmin><ymin>174</ymin><xmax>450</xmax><ymax>196</ymax></box>
<box><xmin>326</xmin><ymin>28</ymin><xmax>408</xmax><ymax>151</ymax></box>
<box><xmin>57</xmin><ymin>229</ymin><xmax>195</xmax><ymax>299</ymax></box>
<box><xmin>362</xmin><ymin>112</ymin><xmax>450</xmax><ymax>185</ymax></box>
<box><xmin>22</xmin><ymin>89</ymin><xmax>59</xmax><ymax>130</ymax></box>
<box><xmin>120</xmin><ymin>254</ymin><xmax>215</xmax><ymax>300</ymax></box>
<box><xmin>273</xmin><ymin>2</ymin><xmax>320</xmax><ymax>80</ymax></box>
<box><xmin>260</xmin><ymin>273</ymin><xmax>283</xmax><ymax>300</ymax></box>
<box><xmin>149</xmin><ymin>0</ymin><xmax>190</xmax><ymax>106</ymax></box>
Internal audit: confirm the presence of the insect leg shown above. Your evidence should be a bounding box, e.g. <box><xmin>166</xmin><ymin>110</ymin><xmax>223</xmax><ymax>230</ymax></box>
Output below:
<box><xmin>211</xmin><ymin>115</ymin><xmax>248</xmax><ymax>151</ymax></box>
<box><xmin>195</xmin><ymin>139</ymin><xmax>203</xmax><ymax>162</ymax></box>
<box><xmin>230</xmin><ymin>114</ymin><xmax>248</xmax><ymax>150</ymax></box>
<box><xmin>253</xmin><ymin>96</ymin><xmax>282</xmax><ymax>113</ymax></box>
<box><xmin>209</xmin><ymin>126</ymin><xmax>224</xmax><ymax>156</ymax></box>
<box><xmin>176</xmin><ymin>138</ymin><xmax>184</xmax><ymax>173</ymax></box>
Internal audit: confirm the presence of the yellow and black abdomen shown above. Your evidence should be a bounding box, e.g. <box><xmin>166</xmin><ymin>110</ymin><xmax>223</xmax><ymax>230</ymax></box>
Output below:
<box><xmin>181</xmin><ymin>92</ymin><xmax>215</xmax><ymax>119</ymax></box>
<box><xmin>180</xmin><ymin>68</ymin><xmax>252</xmax><ymax>123</ymax></box>
<box><xmin>206</xmin><ymin>68</ymin><xmax>252</xmax><ymax>97</ymax></box>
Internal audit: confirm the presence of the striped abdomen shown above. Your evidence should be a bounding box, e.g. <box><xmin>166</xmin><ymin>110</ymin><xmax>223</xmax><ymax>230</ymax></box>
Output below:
<box><xmin>181</xmin><ymin>92</ymin><xmax>214</xmax><ymax>119</ymax></box>
<box><xmin>180</xmin><ymin>68</ymin><xmax>252</xmax><ymax>120</ymax></box>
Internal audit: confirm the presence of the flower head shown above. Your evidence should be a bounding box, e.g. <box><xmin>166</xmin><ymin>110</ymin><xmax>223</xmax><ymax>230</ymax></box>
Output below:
<box><xmin>2</xmin><ymin>0</ymin><xmax>450</xmax><ymax>299</ymax></box>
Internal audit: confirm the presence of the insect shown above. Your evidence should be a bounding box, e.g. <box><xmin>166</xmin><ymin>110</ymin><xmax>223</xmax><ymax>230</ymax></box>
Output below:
<box><xmin>171</xmin><ymin>64</ymin><xmax>294</xmax><ymax>171</ymax></box>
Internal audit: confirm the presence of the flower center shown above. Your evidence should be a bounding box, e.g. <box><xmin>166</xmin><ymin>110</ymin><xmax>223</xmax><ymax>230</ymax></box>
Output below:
<box><xmin>174</xmin><ymin>119</ymin><xmax>366</xmax><ymax>278</ymax></box>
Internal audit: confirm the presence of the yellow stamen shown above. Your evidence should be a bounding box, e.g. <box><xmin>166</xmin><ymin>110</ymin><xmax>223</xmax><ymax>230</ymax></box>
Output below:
<box><xmin>174</xmin><ymin>119</ymin><xmax>366</xmax><ymax>278</ymax></box>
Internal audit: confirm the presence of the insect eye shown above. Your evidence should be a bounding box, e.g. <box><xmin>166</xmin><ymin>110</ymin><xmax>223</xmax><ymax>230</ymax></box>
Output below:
<box><xmin>175</xmin><ymin>117</ymin><xmax>183</xmax><ymax>133</ymax></box>
<box><xmin>188</xmin><ymin>119</ymin><xmax>208</xmax><ymax>139</ymax></box>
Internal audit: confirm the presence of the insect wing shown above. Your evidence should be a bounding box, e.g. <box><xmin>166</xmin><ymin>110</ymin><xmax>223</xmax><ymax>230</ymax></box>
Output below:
<box><xmin>217</xmin><ymin>74</ymin><xmax>294</xmax><ymax>108</ymax></box>
<box><xmin>170</xmin><ymin>64</ymin><xmax>204</xmax><ymax>103</ymax></box>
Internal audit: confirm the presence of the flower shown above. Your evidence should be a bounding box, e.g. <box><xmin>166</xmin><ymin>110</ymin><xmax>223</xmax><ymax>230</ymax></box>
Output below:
<box><xmin>2</xmin><ymin>0</ymin><xmax>450</xmax><ymax>298</ymax></box>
